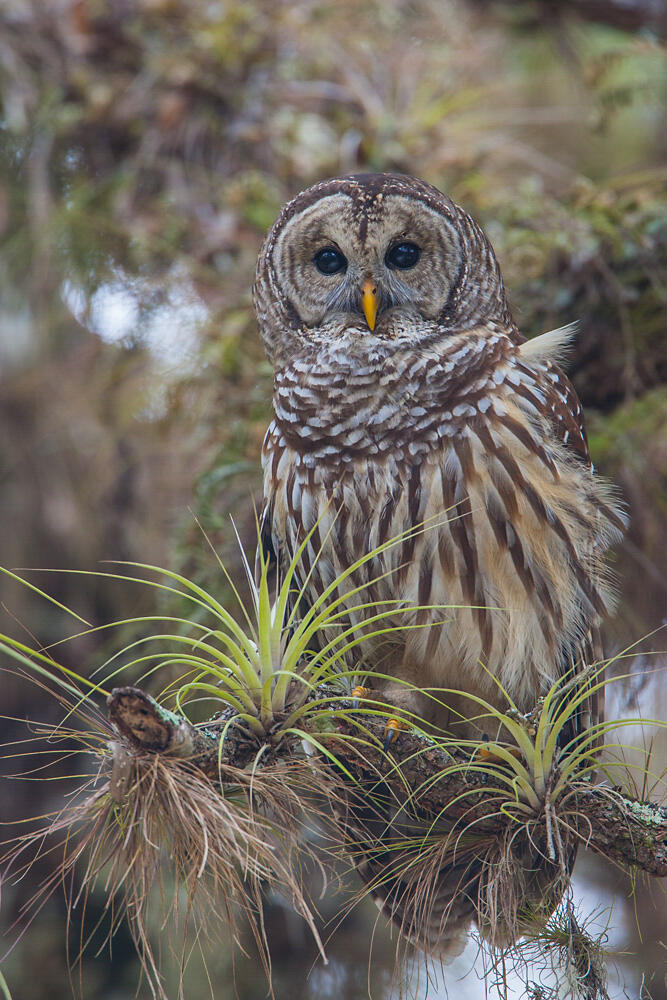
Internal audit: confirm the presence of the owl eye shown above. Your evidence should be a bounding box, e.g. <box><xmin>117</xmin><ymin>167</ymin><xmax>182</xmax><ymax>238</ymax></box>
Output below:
<box><xmin>313</xmin><ymin>247</ymin><xmax>347</xmax><ymax>275</ymax></box>
<box><xmin>385</xmin><ymin>242</ymin><xmax>420</xmax><ymax>270</ymax></box>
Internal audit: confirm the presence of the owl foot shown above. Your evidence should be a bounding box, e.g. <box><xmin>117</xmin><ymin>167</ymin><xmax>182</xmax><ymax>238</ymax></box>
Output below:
<box><xmin>477</xmin><ymin>733</ymin><xmax>524</xmax><ymax>764</ymax></box>
<box><xmin>383</xmin><ymin>716</ymin><xmax>410</xmax><ymax>750</ymax></box>
<box><xmin>350</xmin><ymin>687</ymin><xmax>409</xmax><ymax>749</ymax></box>
<box><xmin>351</xmin><ymin>685</ymin><xmax>372</xmax><ymax>709</ymax></box>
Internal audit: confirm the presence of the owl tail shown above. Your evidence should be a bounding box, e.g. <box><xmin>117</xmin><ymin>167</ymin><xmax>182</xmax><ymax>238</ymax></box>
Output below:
<box><xmin>341</xmin><ymin>782</ymin><xmax>576</xmax><ymax>959</ymax></box>
<box><xmin>356</xmin><ymin>848</ymin><xmax>478</xmax><ymax>961</ymax></box>
<box><xmin>339</xmin><ymin>784</ymin><xmax>478</xmax><ymax>961</ymax></box>
<box><xmin>477</xmin><ymin>838</ymin><xmax>578</xmax><ymax>950</ymax></box>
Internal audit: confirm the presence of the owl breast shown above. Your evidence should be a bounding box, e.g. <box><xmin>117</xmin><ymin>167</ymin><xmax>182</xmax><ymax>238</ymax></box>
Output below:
<box><xmin>263</xmin><ymin>327</ymin><xmax>624</xmax><ymax>728</ymax></box>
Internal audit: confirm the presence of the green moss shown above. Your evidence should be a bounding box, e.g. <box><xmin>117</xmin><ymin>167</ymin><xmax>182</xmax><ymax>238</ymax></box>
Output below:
<box><xmin>587</xmin><ymin>387</ymin><xmax>667</xmax><ymax>474</ymax></box>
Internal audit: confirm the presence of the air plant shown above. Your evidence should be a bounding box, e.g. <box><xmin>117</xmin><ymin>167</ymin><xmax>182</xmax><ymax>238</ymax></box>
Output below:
<box><xmin>333</xmin><ymin>647</ymin><xmax>665</xmax><ymax>996</ymax></box>
<box><xmin>167</xmin><ymin>513</ymin><xmax>465</xmax><ymax>745</ymax></box>
<box><xmin>0</xmin><ymin>518</ymin><xmax>456</xmax><ymax>997</ymax></box>
<box><xmin>0</xmin><ymin>537</ymin><xmax>664</xmax><ymax>1000</ymax></box>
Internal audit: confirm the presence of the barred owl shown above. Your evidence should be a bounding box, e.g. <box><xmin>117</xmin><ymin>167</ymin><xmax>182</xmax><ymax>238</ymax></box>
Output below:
<box><xmin>253</xmin><ymin>173</ymin><xmax>626</xmax><ymax>957</ymax></box>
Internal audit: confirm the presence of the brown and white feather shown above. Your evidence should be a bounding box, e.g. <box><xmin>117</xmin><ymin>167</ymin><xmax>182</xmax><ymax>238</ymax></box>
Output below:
<box><xmin>254</xmin><ymin>173</ymin><xmax>626</xmax><ymax>956</ymax></box>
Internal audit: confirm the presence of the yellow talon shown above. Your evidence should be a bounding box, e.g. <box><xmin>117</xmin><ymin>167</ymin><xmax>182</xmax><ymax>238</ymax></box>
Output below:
<box><xmin>478</xmin><ymin>742</ymin><xmax>523</xmax><ymax>763</ymax></box>
<box><xmin>349</xmin><ymin>690</ymin><xmax>409</xmax><ymax>749</ymax></box>
<box><xmin>383</xmin><ymin>716</ymin><xmax>409</xmax><ymax>750</ymax></box>
<box><xmin>351</xmin><ymin>685</ymin><xmax>372</xmax><ymax>708</ymax></box>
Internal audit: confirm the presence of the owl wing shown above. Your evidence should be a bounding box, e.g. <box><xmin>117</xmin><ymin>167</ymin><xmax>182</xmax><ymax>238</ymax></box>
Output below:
<box><xmin>534</xmin><ymin>359</ymin><xmax>600</xmax><ymax>737</ymax></box>
<box><xmin>256</xmin><ymin>497</ymin><xmax>281</xmax><ymax>594</ymax></box>
<box><xmin>517</xmin><ymin>333</ymin><xmax>625</xmax><ymax>741</ymax></box>
<box><xmin>348</xmin><ymin>339</ymin><xmax>615</xmax><ymax>956</ymax></box>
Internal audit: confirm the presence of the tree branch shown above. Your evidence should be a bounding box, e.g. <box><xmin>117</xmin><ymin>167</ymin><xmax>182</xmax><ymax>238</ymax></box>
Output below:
<box><xmin>107</xmin><ymin>686</ymin><xmax>667</xmax><ymax>878</ymax></box>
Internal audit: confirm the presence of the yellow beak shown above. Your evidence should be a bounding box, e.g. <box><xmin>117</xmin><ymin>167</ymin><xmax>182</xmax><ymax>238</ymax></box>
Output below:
<box><xmin>361</xmin><ymin>279</ymin><xmax>379</xmax><ymax>331</ymax></box>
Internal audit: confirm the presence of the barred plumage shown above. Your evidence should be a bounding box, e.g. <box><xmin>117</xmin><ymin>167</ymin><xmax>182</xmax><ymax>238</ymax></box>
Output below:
<box><xmin>254</xmin><ymin>173</ymin><xmax>626</xmax><ymax>957</ymax></box>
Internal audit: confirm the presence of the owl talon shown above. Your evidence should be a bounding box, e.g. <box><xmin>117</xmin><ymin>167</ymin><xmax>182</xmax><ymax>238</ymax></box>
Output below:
<box><xmin>351</xmin><ymin>685</ymin><xmax>372</xmax><ymax>709</ymax></box>
<box><xmin>477</xmin><ymin>737</ymin><xmax>524</xmax><ymax>764</ymax></box>
<box><xmin>383</xmin><ymin>717</ymin><xmax>409</xmax><ymax>751</ymax></box>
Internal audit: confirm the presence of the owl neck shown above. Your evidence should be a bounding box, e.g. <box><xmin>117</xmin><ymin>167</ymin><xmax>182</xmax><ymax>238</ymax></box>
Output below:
<box><xmin>272</xmin><ymin>327</ymin><xmax>513</xmax><ymax>462</ymax></box>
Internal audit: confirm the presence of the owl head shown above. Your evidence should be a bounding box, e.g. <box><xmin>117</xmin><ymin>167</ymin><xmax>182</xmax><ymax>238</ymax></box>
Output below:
<box><xmin>254</xmin><ymin>173</ymin><xmax>516</xmax><ymax>367</ymax></box>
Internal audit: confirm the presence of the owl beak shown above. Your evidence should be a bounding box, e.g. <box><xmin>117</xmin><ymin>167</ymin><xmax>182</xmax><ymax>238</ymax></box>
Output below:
<box><xmin>361</xmin><ymin>279</ymin><xmax>379</xmax><ymax>331</ymax></box>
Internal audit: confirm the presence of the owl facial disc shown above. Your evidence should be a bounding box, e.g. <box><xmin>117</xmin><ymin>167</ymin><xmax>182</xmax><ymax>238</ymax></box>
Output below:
<box><xmin>254</xmin><ymin>172</ymin><xmax>516</xmax><ymax>364</ymax></box>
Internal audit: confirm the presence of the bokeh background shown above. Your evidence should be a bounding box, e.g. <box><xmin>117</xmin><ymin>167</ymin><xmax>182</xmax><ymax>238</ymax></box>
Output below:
<box><xmin>0</xmin><ymin>1</ymin><xmax>665</xmax><ymax>997</ymax></box>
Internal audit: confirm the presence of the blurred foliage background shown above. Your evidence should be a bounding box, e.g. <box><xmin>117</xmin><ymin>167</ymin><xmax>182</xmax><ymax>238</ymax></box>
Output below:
<box><xmin>0</xmin><ymin>1</ymin><xmax>665</xmax><ymax>997</ymax></box>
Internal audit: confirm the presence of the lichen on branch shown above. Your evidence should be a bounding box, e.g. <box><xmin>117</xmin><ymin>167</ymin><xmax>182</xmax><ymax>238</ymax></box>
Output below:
<box><xmin>107</xmin><ymin>684</ymin><xmax>667</xmax><ymax>878</ymax></box>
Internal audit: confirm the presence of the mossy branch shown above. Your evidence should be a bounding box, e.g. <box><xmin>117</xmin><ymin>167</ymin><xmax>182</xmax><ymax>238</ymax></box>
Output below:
<box><xmin>107</xmin><ymin>685</ymin><xmax>667</xmax><ymax>878</ymax></box>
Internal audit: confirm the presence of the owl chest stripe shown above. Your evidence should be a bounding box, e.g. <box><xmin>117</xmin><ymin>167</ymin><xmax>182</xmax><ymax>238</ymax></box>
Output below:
<box><xmin>267</xmin><ymin>407</ymin><xmax>611</xmax><ymax>666</ymax></box>
<box><xmin>399</xmin><ymin>464</ymin><xmax>424</xmax><ymax>570</ymax></box>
